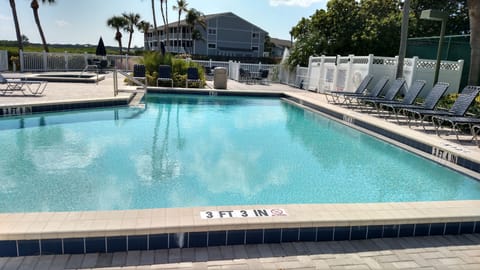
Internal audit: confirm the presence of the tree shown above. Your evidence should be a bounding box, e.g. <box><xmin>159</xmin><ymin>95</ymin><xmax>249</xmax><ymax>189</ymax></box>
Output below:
<box><xmin>107</xmin><ymin>16</ymin><xmax>128</xmax><ymax>54</ymax></box>
<box><xmin>264</xmin><ymin>34</ymin><xmax>274</xmax><ymax>54</ymax></box>
<box><xmin>468</xmin><ymin>0</ymin><xmax>480</xmax><ymax>85</ymax></box>
<box><xmin>160</xmin><ymin>0</ymin><xmax>170</xmax><ymax>51</ymax></box>
<box><xmin>287</xmin><ymin>0</ymin><xmax>469</xmax><ymax>68</ymax></box>
<box><xmin>173</xmin><ymin>0</ymin><xmax>188</xmax><ymax>52</ymax></box>
<box><xmin>150</xmin><ymin>0</ymin><xmax>157</xmax><ymax>32</ymax></box>
<box><xmin>8</xmin><ymin>0</ymin><xmax>23</xmax><ymax>51</ymax></box>
<box><xmin>31</xmin><ymin>0</ymin><xmax>55</xmax><ymax>52</ymax></box>
<box><xmin>150</xmin><ymin>0</ymin><xmax>158</xmax><ymax>50</ymax></box>
<box><xmin>138</xmin><ymin>20</ymin><xmax>152</xmax><ymax>50</ymax></box>
<box><xmin>22</xmin><ymin>34</ymin><xmax>29</xmax><ymax>44</ymax></box>
<box><xmin>357</xmin><ymin>0</ymin><xmax>402</xmax><ymax>56</ymax></box>
<box><xmin>185</xmin><ymin>8</ymin><xmax>206</xmax><ymax>54</ymax></box>
<box><xmin>409</xmin><ymin>0</ymin><xmax>469</xmax><ymax>37</ymax></box>
<box><xmin>123</xmin><ymin>12</ymin><xmax>141</xmax><ymax>54</ymax></box>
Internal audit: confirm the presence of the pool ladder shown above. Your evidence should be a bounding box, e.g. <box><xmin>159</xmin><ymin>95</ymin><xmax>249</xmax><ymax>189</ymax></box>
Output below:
<box><xmin>113</xmin><ymin>69</ymin><xmax>147</xmax><ymax>108</ymax></box>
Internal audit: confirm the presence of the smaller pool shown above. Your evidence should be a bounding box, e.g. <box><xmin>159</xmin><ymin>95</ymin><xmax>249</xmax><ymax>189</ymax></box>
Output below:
<box><xmin>29</xmin><ymin>72</ymin><xmax>104</xmax><ymax>83</ymax></box>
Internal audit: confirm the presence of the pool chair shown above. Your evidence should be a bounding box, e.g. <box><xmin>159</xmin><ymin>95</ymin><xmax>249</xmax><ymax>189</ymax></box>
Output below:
<box><xmin>430</xmin><ymin>86</ymin><xmax>480</xmax><ymax>139</ymax></box>
<box><xmin>204</xmin><ymin>66</ymin><xmax>215</xmax><ymax>81</ymax></box>
<box><xmin>186</xmin><ymin>67</ymin><xmax>201</xmax><ymax>88</ymax></box>
<box><xmin>325</xmin><ymin>74</ymin><xmax>373</xmax><ymax>104</ymax></box>
<box><xmin>0</xmin><ymin>73</ymin><xmax>48</xmax><ymax>96</ymax></box>
<box><xmin>254</xmin><ymin>69</ymin><xmax>270</xmax><ymax>85</ymax></box>
<box><xmin>381</xmin><ymin>82</ymin><xmax>449</xmax><ymax>123</ymax></box>
<box><xmin>157</xmin><ymin>65</ymin><xmax>173</xmax><ymax>87</ymax></box>
<box><xmin>133</xmin><ymin>64</ymin><xmax>146</xmax><ymax>84</ymax></box>
<box><xmin>377</xmin><ymin>80</ymin><xmax>426</xmax><ymax>114</ymax></box>
<box><xmin>403</xmin><ymin>85</ymin><xmax>480</xmax><ymax>129</ymax></box>
<box><xmin>342</xmin><ymin>76</ymin><xmax>389</xmax><ymax>105</ymax></box>
<box><xmin>356</xmin><ymin>78</ymin><xmax>406</xmax><ymax>112</ymax></box>
<box><xmin>239</xmin><ymin>68</ymin><xmax>252</xmax><ymax>84</ymax></box>
<box><xmin>431</xmin><ymin>114</ymin><xmax>480</xmax><ymax>141</ymax></box>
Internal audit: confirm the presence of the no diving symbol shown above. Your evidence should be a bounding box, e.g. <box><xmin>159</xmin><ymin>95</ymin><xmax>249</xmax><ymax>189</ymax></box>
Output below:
<box><xmin>270</xmin><ymin>209</ymin><xmax>287</xmax><ymax>216</ymax></box>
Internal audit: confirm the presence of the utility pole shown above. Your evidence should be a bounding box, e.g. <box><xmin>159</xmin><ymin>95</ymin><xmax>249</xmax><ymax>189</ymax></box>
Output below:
<box><xmin>396</xmin><ymin>0</ymin><xmax>410</xmax><ymax>79</ymax></box>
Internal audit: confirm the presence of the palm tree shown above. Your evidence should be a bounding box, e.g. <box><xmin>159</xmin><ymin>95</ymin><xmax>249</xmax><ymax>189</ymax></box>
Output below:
<box><xmin>107</xmin><ymin>16</ymin><xmax>128</xmax><ymax>54</ymax></box>
<box><xmin>8</xmin><ymin>0</ymin><xmax>23</xmax><ymax>51</ymax></box>
<box><xmin>30</xmin><ymin>0</ymin><xmax>55</xmax><ymax>52</ymax></box>
<box><xmin>123</xmin><ymin>12</ymin><xmax>141</xmax><ymax>54</ymax></box>
<box><xmin>185</xmin><ymin>8</ymin><xmax>206</xmax><ymax>54</ymax></box>
<box><xmin>160</xmin><ymin>0</ymin><xmax>170</xmax><ymax>51</ymax></box>
<box><xmin>138</xmin><ymin>20</ymin><xmax>152</xmax><ymax>50</ymax></box>
<box><xmin>150</xmin><ymin>0</ymin><xmax>157</xmax><ymax>30</ymax></box>
<box><xmin>468</xmin><ymin>0</ymin><xmax>480</xmax><ymax>85</ymax></box>
<box><xmin>173</xmin><ymin>0</ymin><xmax>188</xmax><ymax>52</ymax></box>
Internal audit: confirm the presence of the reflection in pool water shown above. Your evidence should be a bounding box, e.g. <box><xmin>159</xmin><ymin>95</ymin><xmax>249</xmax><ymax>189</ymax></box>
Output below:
<box><xmin>0</xmin><ymin>94</ymin><xmax>479</xmax><ymax>213</ymax></box>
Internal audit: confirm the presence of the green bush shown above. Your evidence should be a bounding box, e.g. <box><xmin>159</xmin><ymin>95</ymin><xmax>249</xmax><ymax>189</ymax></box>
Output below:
<box><xmin>140</xmin><ymin>52</ymin><xmax>205</xmax><ymax>88</ymax></box>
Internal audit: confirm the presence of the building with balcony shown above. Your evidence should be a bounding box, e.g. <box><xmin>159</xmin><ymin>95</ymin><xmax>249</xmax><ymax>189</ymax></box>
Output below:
<box><xmin>145</xmin><ymin>12</ymin><xmax>268</xmax><ymax>58</ymax></box>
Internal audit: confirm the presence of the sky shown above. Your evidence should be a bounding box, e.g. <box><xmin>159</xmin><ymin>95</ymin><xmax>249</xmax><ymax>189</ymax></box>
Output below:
<box><xmin>0</xmin><ymin>0</ymin><xmax>327</xmax><ymax>48</ymax></box>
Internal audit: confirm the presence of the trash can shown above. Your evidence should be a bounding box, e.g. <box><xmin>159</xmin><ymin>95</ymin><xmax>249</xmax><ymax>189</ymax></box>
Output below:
<box><xmin>213</xmin><ymin>67</ymin><xmax>227</xmax><ymax>89</ymax></box>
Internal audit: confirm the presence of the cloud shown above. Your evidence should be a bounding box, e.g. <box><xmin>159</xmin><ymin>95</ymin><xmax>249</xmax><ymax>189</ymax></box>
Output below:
<box><xmin>55</xmin><ymin>20</ymin><xmax>70</xmax><ymax>27</ymax></box>
<box><xmin>269</xmin><ymin>0</ymin><xmax>324</xmax><ymax>7</ymax></box>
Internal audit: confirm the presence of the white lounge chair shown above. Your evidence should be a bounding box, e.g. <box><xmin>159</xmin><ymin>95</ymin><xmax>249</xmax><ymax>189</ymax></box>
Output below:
<box><xmin>0</xmin><ymin>73</ymin><xmax>48</xmax><ymax>96</ymax></box>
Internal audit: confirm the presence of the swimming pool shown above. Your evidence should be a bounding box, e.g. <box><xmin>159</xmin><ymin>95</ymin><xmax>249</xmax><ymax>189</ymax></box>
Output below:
<box><xmin>1</xmin><ymin>94</ymin><xmax>479</xmax><ymax>213</ymax></box>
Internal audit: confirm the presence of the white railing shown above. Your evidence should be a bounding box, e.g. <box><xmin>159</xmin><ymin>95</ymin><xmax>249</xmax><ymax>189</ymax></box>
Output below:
<box><xmin>19</xmin><ymin>50</ymin><xmax>142</xmax><ymax>72</ymax></box>
<box><xmin>0</xmin><ymin>50</ymin><xmax>8</xmax><ymax>71</ymax></box>
<box><xmin>16</xmin><ymin>50</ymin><xmax>465</xmax><ymax>94</ymax></box>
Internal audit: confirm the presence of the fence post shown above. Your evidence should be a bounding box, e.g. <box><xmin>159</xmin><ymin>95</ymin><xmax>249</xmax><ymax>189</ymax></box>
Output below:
<box><xmin>64</xmin><ymin>51</ymin><xmax>68</xmax><ymax>71</ymax></box>
<box><xmin>345</xmin><ymin>54</ymin><xmax>354</xmax><ymax>91</ymax></box>
<box><xmin>394</xmin><ymin>55</ymin><xmax>400</xmax><ymax>79</ymax></box>
<box><xmin>333</xmin><ymin>55</ymin><xmax>340</xmax><ymax>91</ymax></box>
<box><xmin>454</xmin><ymin>59</ymin><xmax>464</xmax><ymax>92</ymax></box>
<box><xmin>405</xmin><ymin>56</ymin><xmax>418</xmax><ymax>88</ymax></box>
<box><xmin>296</xmin><ymin>64</ymin><xmax>301</xmax><ymax>88</ymax></box>
<box><xmin>306</xmin><ymin>56</ymin><xmax>314</xmax><ymax>91</ymax></box>
<box><xmin>209</xmin><ymin>59</ymin><xmax>212</xmax><ymax>68</ymax></box>
<box><xmin>367</xmin><ymin>54</ymin><xmax>374</xmax><ymax>76</ymax></box>
<box><xmin>318</xmin><ymin>55</ymin><xmax>326</xmax><ymax>93</ymax></box>
<box><xmin>42</xmin><ymin>51</ymin><xmax>47</xmax><ymax>72</ymax></box>
<box><xmin>19</xmin><ymin>50</ymin><xmax>24</xmax><ymax>72</ymax></box>
<box><xmin>84</xmin><ymin>52</ymin><xmax>88</xmax><ymax>67</ymax></box>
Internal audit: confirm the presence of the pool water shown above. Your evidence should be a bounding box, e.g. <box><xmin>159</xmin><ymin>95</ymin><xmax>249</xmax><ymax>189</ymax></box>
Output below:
<box><xmin>1</xmin><ymin>94</ymin><xmax>479</xmax><ymax>213</ymax></box>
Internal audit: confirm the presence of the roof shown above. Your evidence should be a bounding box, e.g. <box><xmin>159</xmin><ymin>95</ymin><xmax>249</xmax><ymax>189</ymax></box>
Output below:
<box><xmin>270</xmin><ymin>38</ymin><xmax>292</xmax><ymax>48</ymax></box>
<box><xmin>150</xmin><ymin>12</ymin><xmax>268</xmax><ymax>34</ymax></box>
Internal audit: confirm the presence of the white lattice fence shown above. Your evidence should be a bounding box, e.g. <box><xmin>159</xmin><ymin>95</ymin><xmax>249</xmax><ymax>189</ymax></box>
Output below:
<box><xmin>412</xmin><ymin>58</ymin><xmax>464</xmax><ymax>95</ymax></box>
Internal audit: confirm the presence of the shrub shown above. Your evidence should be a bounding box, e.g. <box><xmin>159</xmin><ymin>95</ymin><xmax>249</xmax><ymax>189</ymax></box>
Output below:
<box><xmin>140</xmin><ymin>52</ymin><xmax>205</xmax><ymax>88</ymax></box>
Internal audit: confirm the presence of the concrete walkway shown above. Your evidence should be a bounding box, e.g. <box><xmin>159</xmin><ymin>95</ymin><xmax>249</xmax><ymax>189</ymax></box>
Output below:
<box><xmin>1</xmin><ymin>234</ymin><xmax>480</xmax><ymax>269</ymax></box>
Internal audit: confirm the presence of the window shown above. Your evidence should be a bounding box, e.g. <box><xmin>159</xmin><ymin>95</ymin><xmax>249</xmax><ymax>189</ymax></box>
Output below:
<box><xmin>208</xmin><ymin>43</ymin><xmax>216</xmax><ymax>49</ymax></box>
<box><xmin>252</xmin><ymin>46</ymin><xmax>258</xmax><ymax>51</ymax></box>
<box><xmin>252</xmin><ymin>32</ymin><xmax>259</xmax><ymax>38</ymax></box>
<box><xmin>208</xmin><ymin>28</ymin><xmax>217</xmax><ymax>35</ymax></box>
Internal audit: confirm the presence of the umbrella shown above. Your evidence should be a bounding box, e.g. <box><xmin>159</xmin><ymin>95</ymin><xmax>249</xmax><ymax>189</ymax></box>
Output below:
<box><xmin>96</xmin><ymin>37</ymin><xmax>107</xmax><ymax>57</ymax></box>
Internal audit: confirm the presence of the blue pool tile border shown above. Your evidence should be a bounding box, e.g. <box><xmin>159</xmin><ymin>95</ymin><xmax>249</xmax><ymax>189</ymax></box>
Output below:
<box><xmin>2</xmin><ymin>222</ymin><xmax>479</xmax><ymax>257</ymax></box>
<box><xmin>0</xmin><ymin>99</ymin><xmax>129</xmax><ymax>117</ymax></box>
